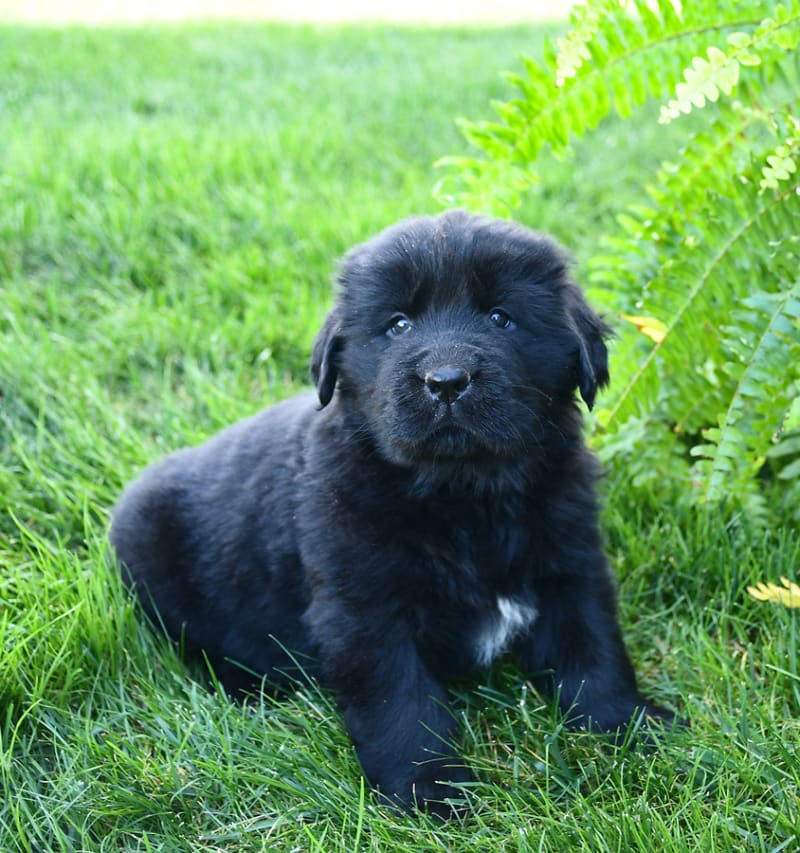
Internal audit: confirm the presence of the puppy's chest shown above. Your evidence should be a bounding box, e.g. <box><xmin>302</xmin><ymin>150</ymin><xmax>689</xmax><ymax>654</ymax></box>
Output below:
<box><xmin>415</xmin><ymin>506</ymin><xmax>538</xmax><ymax>669</ymax></box>
<box><xmin>417</xmin><ymin>591</ymin><xmax>537</xmax><ymax>673</ymax></box>
<box><xmin>474</xmin><ymin>595</ymin><xmax>537</xmax><ymax>666</ymax></box>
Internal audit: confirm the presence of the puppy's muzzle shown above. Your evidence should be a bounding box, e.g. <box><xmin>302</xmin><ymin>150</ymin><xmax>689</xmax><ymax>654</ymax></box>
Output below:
<box><xmin>423</xmin><ymin>365</ymin><xmax>472</xmax><ymax>404</ymax></box>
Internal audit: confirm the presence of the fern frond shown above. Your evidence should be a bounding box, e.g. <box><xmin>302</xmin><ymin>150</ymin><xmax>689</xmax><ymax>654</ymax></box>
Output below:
<box><xmin>689</xmin><ymin>284</ymin><xmax>800</xmax><ymax>506</ymax></box>
<box><xmin>768</xmin><ymin>427</ymin><xmax>800</xmax><ymax>521</ymax></box>
<box><xmin>554</xmin><ymin>2</ymin><xmax>602</xmax><ymax>85</ymax></box>
<box><xmin>435</xmin><ymin>0</ymin><xmax>792</xmax><ymax>213</ymax></box>
<box><xmin>589</xmin><ymin>110</ymin><xmax>799</xmax><ymax>517</ymax></box>
<box><xmin>587</xmin><ymin>100</ymin><xmax>780</xmax><ymax>308</ymax></box>
<box><xmin>659</xmin><ymin>7</ymin><xmax>800</xmax><ymax>123</ymax></box>
<box><xmin>760</xmin><ymin>114</ymin><xmax>800</xmax><ymax>190</ymax></box>
<box><xmin>599</xmin><ymin>173</ymin><xmax>800</xmax><ymax>433</ymax></box>
<box><xmin>594</xmin><ymin>410</ymin><xmax>690</xmax><ymax>495</ymax></box>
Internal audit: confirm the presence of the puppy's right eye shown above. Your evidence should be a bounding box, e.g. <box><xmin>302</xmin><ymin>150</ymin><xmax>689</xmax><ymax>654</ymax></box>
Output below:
<box><xmin>387</xmin><ymin>315</ymin><xmax>412</xmax><ymax>337</ymax></box>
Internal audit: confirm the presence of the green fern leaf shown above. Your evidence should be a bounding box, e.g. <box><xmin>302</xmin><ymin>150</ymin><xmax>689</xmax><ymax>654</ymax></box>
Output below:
<box><xmin>659</xmin><ymin>8</ymin><xmax>800</xmax><ymax>124</ymax></box>
<box><xmin>436</xmin><ymin>2</ymin><xmax>780</xmax><ymax>212</ymax></box>
<box><xmin>690</xmin><ymin>284</ymin><xmax>800</xmax><ymax>506</ymax></box>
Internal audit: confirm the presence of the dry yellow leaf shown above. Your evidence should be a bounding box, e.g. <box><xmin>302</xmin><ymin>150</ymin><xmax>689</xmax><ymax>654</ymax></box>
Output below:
<box><xmin>747</xmin><ymin>577</ymin><xmax>800</xmax><ymax>608</ymax></box>
<box><xmin>621</xmin><ymin>314</ymin><xmax>667</xmax><ymax>344</ymax></box>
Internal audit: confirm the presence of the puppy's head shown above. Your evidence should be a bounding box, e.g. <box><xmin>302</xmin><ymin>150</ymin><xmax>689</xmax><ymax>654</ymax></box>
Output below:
<box><xmin>311</xmin><ymin>211</ymin><xmax>610</xmax><ymax>479</ymax></box>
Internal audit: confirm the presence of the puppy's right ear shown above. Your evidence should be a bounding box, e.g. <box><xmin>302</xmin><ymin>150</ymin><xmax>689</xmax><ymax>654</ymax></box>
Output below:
<box><xmin>310</xmin><ymin>308</ymin><xmax>343</xmax><ymax>407</ymax></box>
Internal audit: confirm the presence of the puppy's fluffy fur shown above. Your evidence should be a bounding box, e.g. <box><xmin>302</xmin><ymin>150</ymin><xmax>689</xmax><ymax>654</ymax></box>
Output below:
<box><xmin>111</xmin><ymin>211</ymin><xmax>672</xmax><ymax>817</ymax></box>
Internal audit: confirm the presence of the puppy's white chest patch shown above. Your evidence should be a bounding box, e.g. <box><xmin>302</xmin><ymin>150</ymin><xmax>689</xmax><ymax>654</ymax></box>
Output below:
<box><xmin>475</xmin><ymin>596</ymin><xmax>537</xmax><ymax>666</ymax></box>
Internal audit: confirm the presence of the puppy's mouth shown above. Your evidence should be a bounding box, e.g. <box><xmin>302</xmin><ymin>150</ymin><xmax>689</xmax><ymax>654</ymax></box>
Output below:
<box><xmin>421</xmin><ymin>424</ymin><xmax>480</xmax><ymax>459</ymax></box>
<box><xmin>397</xmin><ymin>412</ymin><xmax>500</xmax><ymax>462</ymax></box>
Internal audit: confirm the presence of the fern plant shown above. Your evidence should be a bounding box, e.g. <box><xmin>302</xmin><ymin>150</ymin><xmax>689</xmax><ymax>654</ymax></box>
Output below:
<box><xmin>437</xmin><ymin>0</ymin><xmax>800</xmax><ymax>521</ymax></box>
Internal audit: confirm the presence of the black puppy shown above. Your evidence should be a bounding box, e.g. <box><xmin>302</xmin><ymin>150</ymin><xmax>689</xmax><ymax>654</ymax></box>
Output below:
<box><xmin>111</xmin><ymin>210</ymin><xmax>672</xmax><ymax>817</ymax></box>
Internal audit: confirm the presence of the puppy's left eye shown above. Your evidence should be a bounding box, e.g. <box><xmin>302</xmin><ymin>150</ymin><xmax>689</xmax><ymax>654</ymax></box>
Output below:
<box><xmin>489</xmin><ymin>309</ymin><xmax>515</xmax><ymax>329</ymax></box>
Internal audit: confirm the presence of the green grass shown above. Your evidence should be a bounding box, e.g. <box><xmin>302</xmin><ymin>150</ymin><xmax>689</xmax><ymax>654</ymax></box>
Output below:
<box><xmin>1</xmin><ymin>22</ymin><xmax>798</xmax><ymax>853</ymax></box>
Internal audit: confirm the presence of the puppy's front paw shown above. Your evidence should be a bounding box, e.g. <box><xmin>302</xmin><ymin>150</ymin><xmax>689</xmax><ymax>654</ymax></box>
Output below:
<box><xmin>639</xmin><ymin>703</ymin><xmax>687</xmax><ymax>737</ymax></box>
<box><xmin>606</xmin><ymin>702</ymin><xmax>685</xmax><ymax>748</ymax></box>
<box><xmin>569</xmin><ymin>698</ymin><xmax>684</xmax><ymax>748</ymax></box>
<box><xmin>411</xmin><ymin>776</ymin><xmax>471</xmax><ymax>821</ymax></box>
<box><xmin>379</xmin><ymin>763</ymin><xmax>472</xmax><ymax>820</ymax></box>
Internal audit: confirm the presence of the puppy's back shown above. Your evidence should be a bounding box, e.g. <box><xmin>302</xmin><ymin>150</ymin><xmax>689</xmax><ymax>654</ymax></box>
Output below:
<box><xmin>110</xmin><ymin>392</ymin><xmax>321</xmax><ymax>675</ymax></box>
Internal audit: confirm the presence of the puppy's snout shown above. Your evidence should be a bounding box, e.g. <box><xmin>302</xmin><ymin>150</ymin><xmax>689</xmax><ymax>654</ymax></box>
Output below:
<box><xmin>424</xmin><ymin>365</ymin><xmax>472</xmax><ymax>404</ymax></box>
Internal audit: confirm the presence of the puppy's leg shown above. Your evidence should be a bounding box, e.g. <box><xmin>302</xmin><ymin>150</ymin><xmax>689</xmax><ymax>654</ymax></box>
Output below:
<box><xmin>308</xmin><ymin>606</ymin><xmax>470</xmax><ymax>817</ymax></box>
<box><xmin>346</xmin><ymin>651</ymin><xmax>470</xmax><ymax>818</ymax></box>
<box><xmin>517</xmin><ymin>573</ymin><xmax>673</xmax><ymax>733</ymax></box>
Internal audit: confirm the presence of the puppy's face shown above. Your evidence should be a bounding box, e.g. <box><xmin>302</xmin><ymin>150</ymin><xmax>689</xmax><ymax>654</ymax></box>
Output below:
<box><xmin>312</xmin><ymin>211</ymin><xmax>609</xmax><ymax>479</ymax></box>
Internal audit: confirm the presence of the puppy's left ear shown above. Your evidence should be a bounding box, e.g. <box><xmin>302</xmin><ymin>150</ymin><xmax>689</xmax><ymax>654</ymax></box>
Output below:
<box><xmin>567</xmin><ymin>288</ymin><xmax>611</xmax><ymax>411</ymax></box>
<box><xmin>310</xmin><ymin>307</ymin><xmax>343</xmax><ymax>408</ymax></box>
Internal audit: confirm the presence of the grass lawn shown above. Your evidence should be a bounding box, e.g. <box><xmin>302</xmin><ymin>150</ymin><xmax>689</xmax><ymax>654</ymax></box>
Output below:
<box><xmin>1</xmin><ymin>21</ymin><xmax>798</xmax><ymax>852</ymax></box>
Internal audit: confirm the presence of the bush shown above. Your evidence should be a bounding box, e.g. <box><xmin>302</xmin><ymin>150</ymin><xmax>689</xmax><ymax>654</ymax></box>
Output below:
<box><xmin>437</xmin><ymin>0</ymin><xmax>800</xmax><ymax>523</ymax></box>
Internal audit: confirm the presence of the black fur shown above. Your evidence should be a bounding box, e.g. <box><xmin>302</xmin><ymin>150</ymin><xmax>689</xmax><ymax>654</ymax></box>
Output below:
<box><xmin>111</xmin><ymin>211</ymin><xmax>672</xmax><ymax>818</ymax></box>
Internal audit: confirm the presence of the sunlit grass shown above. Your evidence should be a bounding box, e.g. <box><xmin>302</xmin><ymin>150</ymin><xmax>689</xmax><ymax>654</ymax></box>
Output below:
<box><xmin>1</xmin><ymin>21</ymin><xmax>798</xmax><ymax>852</ymax></box>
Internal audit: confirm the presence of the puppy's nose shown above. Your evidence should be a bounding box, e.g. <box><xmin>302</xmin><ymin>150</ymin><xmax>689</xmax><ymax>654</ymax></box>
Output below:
<box><xmin>424</xmin><ymin>365</ymin><xmax>471</xmax><ymax>404</ymax></box>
